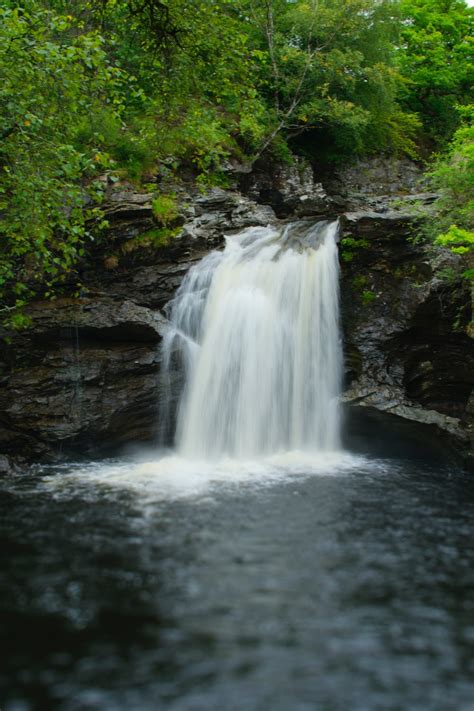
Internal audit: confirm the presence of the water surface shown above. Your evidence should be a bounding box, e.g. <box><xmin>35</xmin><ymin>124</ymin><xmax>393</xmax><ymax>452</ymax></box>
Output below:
<box><xmin>1</xmin><ymin>426</ymin><xmax>474</xmax><ymax>710</ymax></box>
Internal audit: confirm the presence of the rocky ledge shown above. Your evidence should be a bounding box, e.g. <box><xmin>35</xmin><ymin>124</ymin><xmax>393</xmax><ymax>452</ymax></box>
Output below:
<box><xmin>0</xmin><ymin>297</ymin><xmax>169</xmax><ymax>462</ymax></box>
<box><xmin>82</xmin><ymin>184</ymin><xmax>276</xmax><ymax>310</ymax></box>
<box><xmin>0</xmin><ymin>185</ymin><xmax>277</xmax><ymax>466</ymax></box>
<box><xmin>0</xmin><ymin>157</ymin><xmax>472</xmax><ymax>469</ymax></box>
<box><xmin>339</xmin><ymin>206</ymin><xmax>473</xmax><ymax>468</ymax></box>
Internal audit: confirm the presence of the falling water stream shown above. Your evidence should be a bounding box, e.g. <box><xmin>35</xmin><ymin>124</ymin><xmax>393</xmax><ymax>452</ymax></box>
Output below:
<box><xmin>1</xmin><ymin>220</ymin><xmax>474</xmax><ymax>710</ymax></box>
<box><xmin>162</xmin><ymin>220</ymin><xmax>342</xmax><ymax>458</ymax></box>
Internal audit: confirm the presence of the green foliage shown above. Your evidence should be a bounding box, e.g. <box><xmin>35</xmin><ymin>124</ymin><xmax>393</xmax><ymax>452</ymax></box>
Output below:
<box><xmin>398</xmin><ymin>0</ymin><xmax>474</xmax><ymax>146</ymax></box>
<box><xmin>2</xmin><ymin>0</ymin><xmax>474</xmax><ymax>319</ymax></box>
<box><xmin>352</xmin><ymin>275</ymin><xmax>369</xmax><ymax>289</ymax></box>
<box><xmin>361</xmin><ymin>290</ymin><xmax>377</xmax><ymax>305</ymax></box>
<box><xmin>428</xmin><ymin>110</ymin><xmax>474</xmax><ymax>233</ymax></box>
<box><xmin>435</xmin><ymin>266</ymin><xmax>458</xmax><ymax>283</ymax></box>
<box><xmin>341</xmin><ymin>237</ymin><xmax>370</xmax><ymax>250</ymax></box>
<box><xmin>340</xmin><ymin>236</ymin><xmax>370</xmax><ymax>262</ymax></box>
<box><xmin>351</xmin><ymin>275</ymin><xmax>376</xmax><ymax>304</ymax></box>
<box><xmin>95</xmin><ymin>0</ymin><xmax>264</xmax><ymax>171</ymax></box>
<box><xmin>121</xmin><ymin>227</ymin><xmax>181</xmax><ymax>254</ymax></box>
<box><xmin>435</xmin><ymin>226</ymin><xmax>474</xmax><ymax>281</ymax></box>
<box><xmin>240</xmin><ymin>0</ymin><xmax>420</xmax><ymax>161</ymax></box>
<box><xmin>0</xmin><ymin>4</ymin><xmax>127</xmax><ymax>321</ymax></box>
<box><xmin>8</xmin><ymin>310</ymin><xmax>33</xmax><ymax>331</ymax></box>
<box><xmin>151</xmin><ymin>195</ymin><xmax>179</xmax><ymax>225</ymax></box>
<box><xmin>424</xmin><ymin>108</ymin><xmax>474</xmax><ymax>280</ymax></box>
<box><xmin>435</xmin><ymin>226</ymin><xmax>474</xmax><ymax>255</ymax></box>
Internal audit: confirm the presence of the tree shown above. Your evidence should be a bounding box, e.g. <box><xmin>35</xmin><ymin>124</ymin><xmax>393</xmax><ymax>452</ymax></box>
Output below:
<box><xmin>237</xmin><ymin>0</ymin><xmax>420</xmax><ymax>163</ymax></box>
<box><xmin>0</xmin><ymin>5</ymin><xmax>125</xmax><ymax>323</ymax></box>
<box><xmin>428</xmin><ymin>106</ymin><xmax>474</xmax><ymax>277</ymax></box>
<box><xmin>2</xmin><ymin>0</ymin><xmax>471</xmax><ymax>325</ymax></box>
<box><xmin>398</xmin><ymin>0</ymin><xmax>474</xmax><ymax>147</ymax></box>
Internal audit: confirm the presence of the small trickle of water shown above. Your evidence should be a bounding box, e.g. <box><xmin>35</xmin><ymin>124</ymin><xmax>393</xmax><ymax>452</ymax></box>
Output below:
<box><xmin>160</xmin><ymin>220</ymin><xmax>342</xmax><ymax>459</ymax></box>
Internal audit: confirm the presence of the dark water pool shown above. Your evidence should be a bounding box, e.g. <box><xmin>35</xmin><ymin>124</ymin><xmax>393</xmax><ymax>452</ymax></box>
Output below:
<box><xmin>1</xmin><ymin>416</ymin><xmax>474</xmax><ymax>710</ymax></box>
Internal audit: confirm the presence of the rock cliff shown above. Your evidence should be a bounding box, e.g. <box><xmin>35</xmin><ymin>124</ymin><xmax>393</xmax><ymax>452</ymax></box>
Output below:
<box><xmin>327</xmin><ymin>159</ymin><xmax>473</xmax><ymax>466</ymax></box>
<box><xmin>0</xmin><ymin>185</ymin><xmax>276</xmax><ymax>464</ymax></box>
<box><xmin>0</xmin><ymin>158</ymin><xmax>472</xmax><ymax>469</ymax></box>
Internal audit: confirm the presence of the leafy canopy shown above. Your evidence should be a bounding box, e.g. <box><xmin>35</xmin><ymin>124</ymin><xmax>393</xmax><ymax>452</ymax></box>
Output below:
<box><xmin>0</xmin><ymin>5</ymin><xmax>124</xmax><ymax>324</ymax></box>
<box><xmin>427</xmin><ymin>106</ymin><xmax>474</xmax><ymax>277</ymax></box>
<box><xmin>398</xmin><ymin>0</ymin><xmax>474</xmax><ymax>146</ymax></box>
<box><xmin>1</xmin><ymin>0</ymin><xmax>473</xmax><ymax>323</ymax></box>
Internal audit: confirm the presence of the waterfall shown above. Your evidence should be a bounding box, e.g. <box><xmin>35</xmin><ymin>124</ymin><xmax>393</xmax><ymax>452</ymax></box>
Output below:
<box><xmin>160</xmin><ymin>220</ymin><xmax>342</xmax><ymax>459</ymax></box>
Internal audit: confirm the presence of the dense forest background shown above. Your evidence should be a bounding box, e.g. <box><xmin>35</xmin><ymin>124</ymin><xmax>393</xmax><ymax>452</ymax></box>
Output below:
<box><xmin>0</xmin><ymin>0</ymin><xmax>472</xmax><ymax>325</ymax></box>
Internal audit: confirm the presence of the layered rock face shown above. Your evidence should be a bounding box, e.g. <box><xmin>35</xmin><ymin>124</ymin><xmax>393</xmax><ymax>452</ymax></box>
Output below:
<box><xmin>340</xmin><ymin>212</ymin><xmax>473</xmax><ymax>460</ymax></box>
<box><xmin>332</xmin><ymin>160</ymin><xmax>473</xmax><ymax>466</ymax></box>
<box><xmin>239</xmin><ymin>156</ymin><xmax>331</xmax><ymax>217</ymax></box>
<box><xmin>0</xmin><ymin>186</ymin><xmax>276</xmax><ymax>463</ymax></box>
<box><xmin>82</xmin><ymin>183</ymin><xmax>275</xmax><ymax>310</ymax></box>
<box><xmin>0</xmin><ymin>299</ymin><xmax>168</xmax><ymax>461</ymax></box>
<box><xmin>0</xmin><ymin>158</ymin><xmax>472</xmax><ymax>467</ymax></box>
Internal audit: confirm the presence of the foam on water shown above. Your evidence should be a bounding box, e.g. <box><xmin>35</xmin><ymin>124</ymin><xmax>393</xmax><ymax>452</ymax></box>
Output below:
<box><xmin>43</xmin><ymin>450</ymin><xmax>371</xmax><ymax>503</ymax></box>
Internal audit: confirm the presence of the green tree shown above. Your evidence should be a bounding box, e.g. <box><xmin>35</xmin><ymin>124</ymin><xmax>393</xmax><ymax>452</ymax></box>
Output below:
<box><xmin>398</xmin><ymin>0</ymin><xmax>474</xmax><ymax>147</ymax></box>
<box><xmin>236</xmin><ymin>0</ymin><xmax>420</xmax><ymax>163</ymax></box>
<box><xmin>94</xmin><ymin>0</ymin><xmax>267</xmax><ymax>172</ymax></box>
<box><xmin>0</xmin><ymin>5</ymin><xmax>129</xmax><ymax>322</ymax></box>
<box><xmin>2</xmin><ymin>0</ymin><xmax>472</xmax><ymax>324</ymax></box>
<box><xmin>427</xmin><ymin>107</ymin><xmax>474</xmax><ymax>277</ymax></box>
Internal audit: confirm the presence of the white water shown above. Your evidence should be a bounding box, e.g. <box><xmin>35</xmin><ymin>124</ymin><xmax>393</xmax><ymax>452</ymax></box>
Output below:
<box><xmin>43</xmin><ymin>450</ymin><xmax>371</xmax><ymax>504</ymax></box>
<box><xmin>42</xmin><ymin>219</ymin><xmax>353</xmax><ymax>503</ymax></box>
<box><xmin>161</xmin><ymin>220</ymin><xmax>343</xmax><ymax>459</ymax></box>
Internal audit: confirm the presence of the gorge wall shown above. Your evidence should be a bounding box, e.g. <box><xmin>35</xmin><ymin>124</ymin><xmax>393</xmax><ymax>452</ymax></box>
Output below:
<box><xmin>0</xmin><ymin>158</ymin><xmax>472</xmax><ymax>472</ymax></box>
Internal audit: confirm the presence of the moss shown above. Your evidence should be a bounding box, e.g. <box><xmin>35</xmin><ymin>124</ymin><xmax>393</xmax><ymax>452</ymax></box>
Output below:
<box><xmin>11</xmin><ymin>313</ymin><xmax>33</xmax><ymax>330</ymax></box>
<box><xmin>361</xmin><ymin>290</ymin><xmax>376</xmax><ymax>305</ymax></box>
<box><xmin>340</xmin><ymin>235</ymin><xmax>369</xmax><ymax>263</ymax></box>
<box><xmin>121</xmin><ymin>227</ymin><xmax>181</xmax><ymax>254</ymax></box>
<box><xmin>151</xmin><ymin>194</ymin><xmax>179</xmax><ymax>225</ymax></box>
<box><xmin>352</xmin><ymin>274</ymin><xmax>369</xmax><ymax>289</ymax></box>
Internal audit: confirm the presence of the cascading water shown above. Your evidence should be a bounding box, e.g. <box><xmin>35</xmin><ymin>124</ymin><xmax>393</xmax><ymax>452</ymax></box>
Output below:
<box><xmin>160</xmin><ymin>220</ymin><xmax>342</xmax><ymax>459</ymax></box>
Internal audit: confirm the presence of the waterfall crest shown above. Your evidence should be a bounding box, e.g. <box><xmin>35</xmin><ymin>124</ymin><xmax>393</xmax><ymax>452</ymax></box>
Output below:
<box><xmin>160</xmin><ymin>220</ymin><xmax>342</xmax><ymax>459</ymax></box>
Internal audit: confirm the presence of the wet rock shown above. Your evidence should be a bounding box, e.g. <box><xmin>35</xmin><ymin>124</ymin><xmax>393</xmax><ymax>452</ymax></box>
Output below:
<box><xmin>195</xmin><ymin>187</ymin><xmax>238</xmax><ymax>212</ymax></box>
<box><xmin>231</xmin><ymin>202</ymin><xmax>276</xmax><ymax>229</ymax></box>
<box><xmin>340</xmin><ymin>205</ymin><xmax>473</xmax><ymax>466</ymax></box>
<box><xmin>343</xmin><ymin>209</ymin><xmax>416</xmax><ymax>234</ymax></box>
<box><xmin>322</xmin><ymin>156</ymin><xmax>428</xmax><ymax>211</ymax></box>
<box><xmin>240</xmin><ymin>156</ymin><xmax>332</xmax><ymax>217</ymax></box>
<box><xmin>24</xmin><ymin>298</ymin><xmax>168</xmax><ymax>342</ymax></box>
<box><xmin>83</xmin><ymin>188</ymin><xmax>276</xmax><ymax>310</ymax></box>
<box><xmin>0</xmin><ymin>297</ymin><xmax>175</xmax><ymax>460</ymax></box>
<box><xmin>0</xmin><ymin>184</ymin><xmax>276</xmax><ymax>463</ymax></box>
<box><xmin>0</xmin><ymin>455</ymin><xmax>15</xmax><ymax>475</ymax></box>
<box><xmin>97</xmin><ymin>184</ymin><xmax>156</xmax><ymax>243</ymax></box>
<box><xmin>1</xmin><ymin>159</ymin><xmax>472</xmax><ymax>467</ymax></box>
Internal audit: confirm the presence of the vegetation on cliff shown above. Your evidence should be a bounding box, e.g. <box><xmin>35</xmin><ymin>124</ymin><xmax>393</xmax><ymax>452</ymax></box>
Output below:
<box><xmin>0</xmin><ymin>0</ymin><xmax>473</xmax><ymax>323</ymax></box>
<box><xmin>428</xmin><ymin>108</ymin><xmax>474</xmax><ymax>277</ymax></box>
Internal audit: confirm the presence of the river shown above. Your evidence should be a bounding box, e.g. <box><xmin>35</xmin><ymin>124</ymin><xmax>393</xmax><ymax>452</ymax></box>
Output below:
<box><xmin>2</xmin><ymin>220</ymin><xmax>474</xmax><ymax>709</ymax></box>
<box><xmin>1</xmin><ymin>413</ymin><xmax>474</xmax><ymax>710</ymax></box>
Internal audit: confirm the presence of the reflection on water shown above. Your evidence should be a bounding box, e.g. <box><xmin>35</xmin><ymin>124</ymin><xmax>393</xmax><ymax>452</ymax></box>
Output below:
<box><xmin>1</xmin><ymin>429</ymin><xmax>474</xmax><ymax>710</ymax></box>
